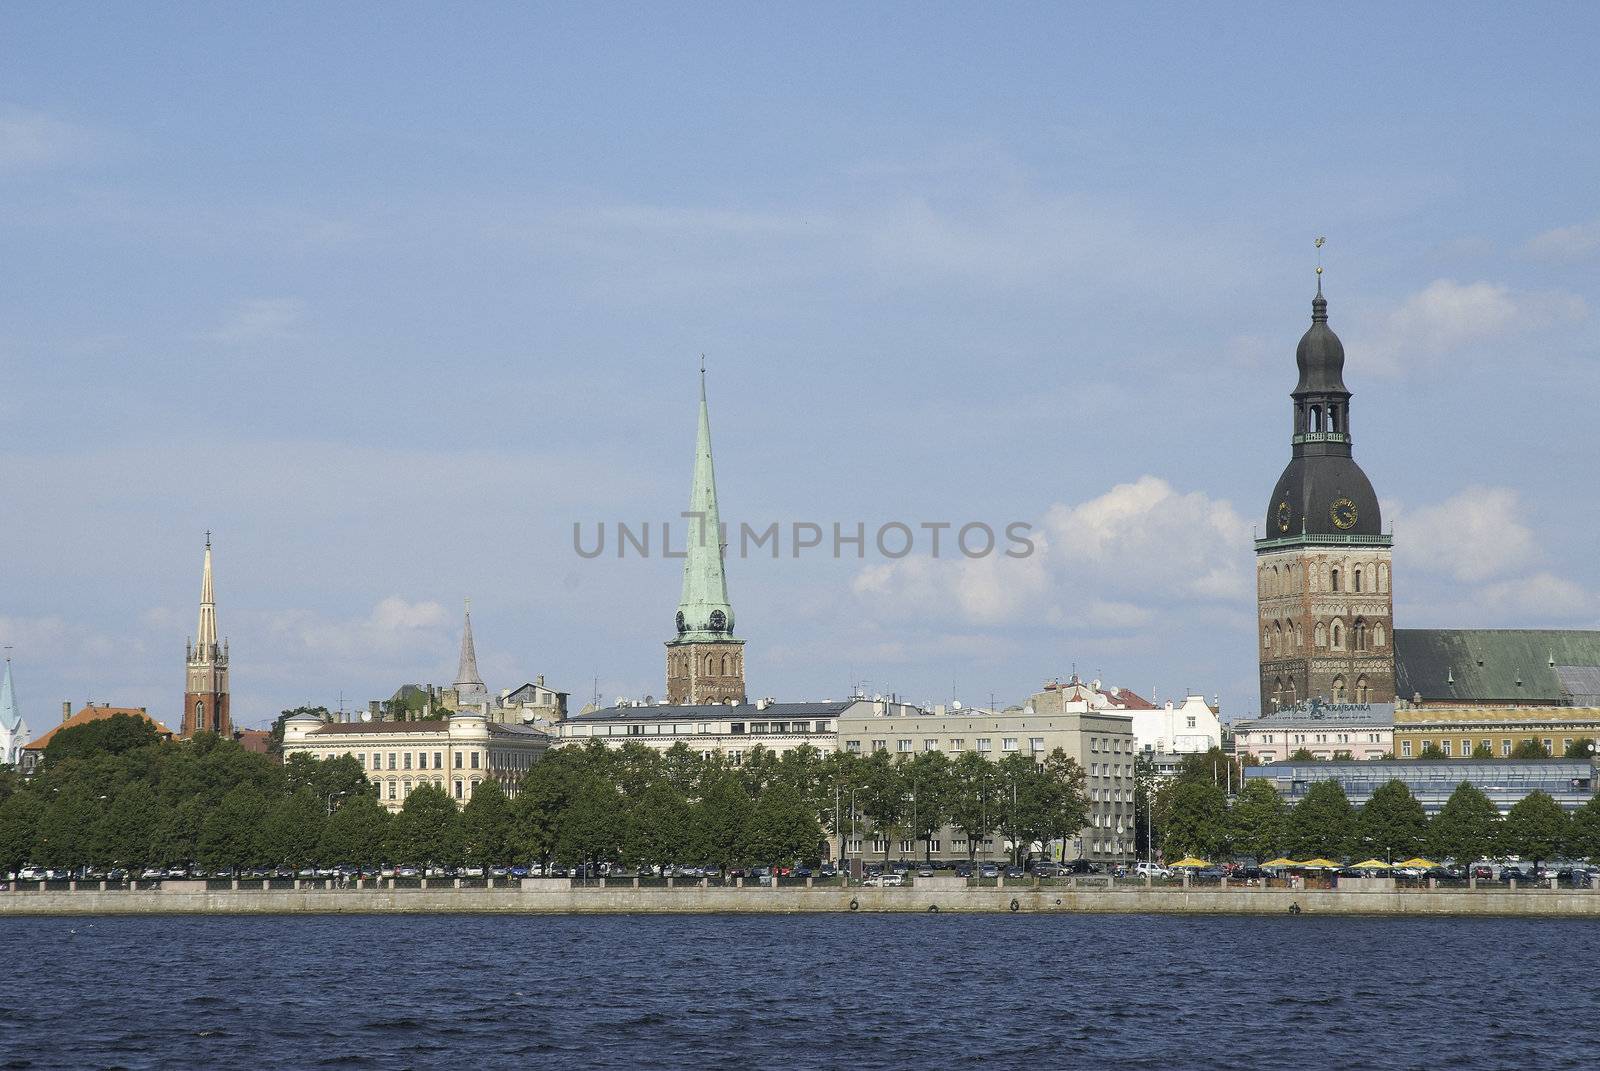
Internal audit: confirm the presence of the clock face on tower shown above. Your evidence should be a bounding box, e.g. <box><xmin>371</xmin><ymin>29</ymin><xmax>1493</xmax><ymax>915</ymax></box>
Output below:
<box><xmin>1330</xmin><ymin>497</ymin><xmax>1358</xmax><ymax>530</ymax></box>
<box><xmin>709</xmin><ymin>610</ymin><xmax>726</xmax><ymax>632</ymax></box>
<box><xmin>675</xmin><ymin>611</ymin><xmax>686</xmax><ymax>634</ymax></box>
<box><xmin>1276</xmin><ymin>501</ymin><xmax>1291</xmax><ymax>532</ymax></box>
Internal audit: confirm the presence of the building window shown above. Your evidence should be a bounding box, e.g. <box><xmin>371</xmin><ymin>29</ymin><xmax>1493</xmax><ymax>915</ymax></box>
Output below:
<box><xmin>470</xmin><ymin>752</ymin><xmax>480</xmax><ymax>769</ymax></box>
<box><xmin>1331</xmin><ymin>568</ymin><xmax>1341</xmax><ymax>592</ymax></box>
<box><xmin>403</xmin><ymin>753</ymin><xmax>412</xmax><ymax>770</ymax></box>
<box><xmin>454</xmin><ymin>780</ymin><xmax>463</xmax><ymax>800</ymax></box>
<box><xmin>1543</xmin><ymin>739</ymin><xmax>1553</xmax><ymax>755</ymax></box>
<box><xmin>1502</xmin><ymin>740</ymin><xmax>1512</xmax><ymax>757</ymax></box>
<box><xmin>871</xmin><ymin>740</ymin><xmax>887</xmax><ymax>753</ymax></box>
<box><xmin>977</xmin><ymin>738</ymin><xmax>992</xmax><ymax>752</ymax></box>
<box><xmin>845</xmin><ymin>740</ymin><xmax>861</xmax><ymax>753</ymax></box>
<box><xmin>1441</xmin><ymin>740</ymin><xmax>1451</xmax><ymax>757</ymax></box>
<box><xmin>386</xmin><ymin>781</ymin><xmax>397</xmax><ymax>800</ymax></box>
<box><xmin>402</xmin><ymin>779</ymin><xmax>412</xmax><ymax>795</ymax></box>
<box><xmin>1186</xmin><ymin>716</ymin><xmax>1196</xmax><ymax>728</ymax></box>
<box><xmin>924</xmin><ymin>739</ymin><xmax>938</xmax><ymax>751</ymax></box>
<box><xmin>1030</xmin><ymin>738</ymin><xmax>1045</xmax><ymax>753</ymax></box>
<box><xmin>897</xmin><ymin>739</ymin><xmax>913</xmax><ymax>753</ymax></box>
<box><xmin>1003</xmin><ymin>738</ymin><xmax>1018</xmax><ymax>752</ymax></box>
<box><xmin>455</xmin><ymin>752</ymin><xmax>463</xmax><ymax>768</ymax></box>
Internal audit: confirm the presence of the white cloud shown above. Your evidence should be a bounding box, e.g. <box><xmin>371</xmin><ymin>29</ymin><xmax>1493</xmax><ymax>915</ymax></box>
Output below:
<box><xmin>852</xmin><ymin>476</ymin><xmax>1251</xmax><ymax>630</ymax></box>
<box><xmin>1362</xmin><ymin>279</ymin><xmax>1587</xmax><ymax>373</ymax></box>
<box><xmin>0</xmin><ymin>107</ymin><xmax>93</xmax><ymax>172</ymax></box>
<box><xmin>264</xmin><ymin>596</ymin><xmax>450</xmax><ymax>661</ymax></box>
<box><xmin>1524</xmin><ymin>219</ymin><xmax>1600</xmax><ymax>262</ymax></box>
<box><xmin>206</xmin><ymin>298</ymin><xmax>306</xmax><ymax>344</ymax></box>
<box><xmin>1476</xmin><ymin>572</ymin><xmax>1594</xmax><ymax>620</ymax></box>
<box><xmin>1393</xmin><ymin>486</ymin><xmax>1536</xmax><ymax>583</ymax></box>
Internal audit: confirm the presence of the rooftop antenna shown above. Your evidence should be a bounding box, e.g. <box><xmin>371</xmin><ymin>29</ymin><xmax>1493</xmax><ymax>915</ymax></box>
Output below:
<box><xmin>1314</xmin><ymin>235</ymin><xmax>1326</xmax><ymax>294</ymax></box>
<box><xmin>204</xmin><ymin>529</ymin><xmax>211</xmax><ymax>548</ymax></box>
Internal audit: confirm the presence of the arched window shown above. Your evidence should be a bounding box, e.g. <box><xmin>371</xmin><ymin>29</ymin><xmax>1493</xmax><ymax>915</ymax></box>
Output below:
<box><xmin>1331</xmin><ymin>568</ymin><xmax>1341</xmax><ymax>593</ymax></box>
<box><xmin>1379</xmin><ymin>563</ymin><xmax>1389</xmax><ymax>592</ymax></box>
<box><xmin>1353</xmin><ymin>619</ymin><xmax>1367</xmax><ymax>652</ymax></box>
<box><xmin>1373</xmin><ymin>623</ymin><xmax>1385</xmax><ymax>648</ymax></box>
<box><xmin>1353</xmin><ymin>568</ymin><xmax>1362</xmax><ymax>593</ymax></box>
<box><xmin>1310</xmin><ymin>405</ymin><xmax>1323</xmax><ymax>432</ymax></box>
<box><xmin>1294</xmin><ymin>622</ymin><xmax>1303</xmax><ymax>648</ymax></box>
<box><xmin>1286</xmin><ymin>679</ymin><xmax>1297</xmax><ymax>705</ymax></box>
<box><xmin>1331</xmin><ymin>621</ymin><xmax>1343</xmax><ymax>648</ymax></box>
<box><xmin>1273</xmin><ymin>621</ymin><xmax>1284</xmax><ymax>656</ymax></box>
<box><xmin>1331</xmin><ymin>677</ymin><xmax>1347</xmax><ymax>702</ymax></box>
<box><xmin>1263</xmin><ymin>628</ymin><xmax>1272</xmax><ymax>652</ymax></box>
<box><xmin>1314</xmin><ymin>622</ymin><xmax>1326</xmax><ymax>647</ymax></box>
<box><xmin>1272</xmin><ymin>679</ymin><xmax>1283</xmax><ymax>709</ymax></box>
<box><xmin>1355</xmin><ymin>676</ymin><xmax>1370</xmax><ymax>703</ymax></box>
<box><xmin>721</xmin><ymin>654</ymin><xmax>730</xmax><ymax>675</ymax></box>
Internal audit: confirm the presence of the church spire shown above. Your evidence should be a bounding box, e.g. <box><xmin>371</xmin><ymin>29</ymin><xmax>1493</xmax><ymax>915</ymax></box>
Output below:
<box><xmin>674</xmin><ymin>362</ymin><xmax>734</xmax><ymax>641</ymax></box>
<box><xmin>456</xmin><ymin>599</ymin><xmax>484</xmax><ymax>687</ymax></box>
<box><xmin>664</xmin><ymin>362</ymin><xmax>746</xmax><ymax>705</ymax></box>
<box><xmin>0</xmin><ymin>657</ymin><xmax>18</xmax><ymax>733</ymax></box>
<box><xmin>196</xmin><ymin>533</ymin><xmax>218</xmax><ymax>656</ymax></box>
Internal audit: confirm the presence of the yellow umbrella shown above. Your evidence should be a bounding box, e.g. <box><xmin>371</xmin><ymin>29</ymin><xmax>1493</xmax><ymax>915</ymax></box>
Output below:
<box><xmin>1350</xmin><ymin>859</ymin><xmax>1391</xmax><ymax>869</ymax></box>
<box><xmin>1170</xmin><ymin>857</ymin><xmax>1210</xmax><ymax>868</ymax></box>
<box><xmin>1298</xmin><ymin>858</ymin><xmax>1340</xmax><ymax>869</ymax></box>
<box><xmin>1394</xmin><ymin>857</ymin><xmax>1437</xmax><ymax>869</ymax></box>
<box><xmin>1261</xmin><ymin>857</ymin><xmax>1298</xmax><ymax>868</ymax></box>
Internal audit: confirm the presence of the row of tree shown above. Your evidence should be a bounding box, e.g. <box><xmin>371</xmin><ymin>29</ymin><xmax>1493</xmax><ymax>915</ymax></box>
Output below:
<box><xmin>1158</xmin><ymin>774</ymin><xmax>1598</xmax><ymax>868</ymax></box>
<box><xmin>0</xmin><ymin>714</ymin><xmax>1094</xmax><ymax>874</ymax></box>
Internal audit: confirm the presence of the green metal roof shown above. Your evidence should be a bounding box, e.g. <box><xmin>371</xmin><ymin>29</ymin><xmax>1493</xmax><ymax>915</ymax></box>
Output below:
<box><xmin>1394</xmin><ymin>628</ymin><xmax>1600</xmax><ymax>704</ymax></box>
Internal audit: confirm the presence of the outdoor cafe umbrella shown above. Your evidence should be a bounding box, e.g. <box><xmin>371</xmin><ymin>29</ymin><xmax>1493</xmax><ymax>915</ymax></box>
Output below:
<box><xmin>1297</xmin><ymin>858</ymin><xmax>1340</xmax><ymax>869</ymax></box>
<box><xmin>1394</xmin><ymin>857</ymin><xmax>1438</xmax><ymax>869</ymax></box>
<box><xmin>1350</xmin><ymin>859</ymin><xmax>1391</xmax><ymax>870</ymax></box>
<box><xmin>1170</xmin><ymin>857</ymin><xmax>1210</xmax><ymax>868</ymax></box>
<box><xmin>1261</xmin><ymin>857</ymin><xmax>1298</xmax><ymax>869</ymax></box>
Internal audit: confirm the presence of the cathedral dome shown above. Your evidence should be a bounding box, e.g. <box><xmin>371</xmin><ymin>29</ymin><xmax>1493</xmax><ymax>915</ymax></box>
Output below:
<box><xmin>1265</xmin><ymin>454</ymin><xmax>1383</xmax><ymax>538</ymax></box>
<box><xmin>1294</xmin><ymin>291</ymin><xmax>1347</xmax><ymax>394</ymax></box>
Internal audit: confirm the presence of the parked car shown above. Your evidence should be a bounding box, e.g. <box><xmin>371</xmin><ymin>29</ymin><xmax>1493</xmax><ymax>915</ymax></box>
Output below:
<box><xmin>880</xmin><ymin>872</ymin><xmax>905</xmax><ymax>887</ymax></box>
<box><xmin>1133</xmin><ymin>862</ymin><xmax>1172</xmax><ymax>879</ymax></box>
<box><xmin>979</xmin><ymin>865</ymin><xmax>1000</xmax><ymax>879</ymax></box>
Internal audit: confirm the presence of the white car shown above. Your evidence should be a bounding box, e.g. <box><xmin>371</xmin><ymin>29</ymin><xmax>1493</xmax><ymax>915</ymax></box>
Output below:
<box><xmin>1132</xmin><ymin>863</ymin><xmax>1172</xmax><ymax>879</ymax></box>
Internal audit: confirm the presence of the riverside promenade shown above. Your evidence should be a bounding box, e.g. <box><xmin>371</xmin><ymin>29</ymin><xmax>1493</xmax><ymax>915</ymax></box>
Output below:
<box><xmin>4</xmin><ymin>880</ymin><xmax>1600</xmax><ymax>917</ymax></box>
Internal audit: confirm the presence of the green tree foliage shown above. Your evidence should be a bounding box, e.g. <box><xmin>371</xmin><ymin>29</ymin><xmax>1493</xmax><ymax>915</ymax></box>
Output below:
<box><xmin>461</xmin><ymin>780</ymin><xmax>518</xmax><ymax>868</ymax></box>
<box><xmin>856</xmin><ymin>750</ymin><xmax>908</xmax><ymax>865</ymax></box>
<box><xmin>515</xmin><ymin>744</ymin><xmax>590</xmax><ymax>866</ymax></box>
<box><xmin>1161</xmin><ymin>781</ymin><xmax>1228</xmax><ymax>860</ymax></box>
<box><xmin>197</xmin><ymin>788</ymin><xmax>268</xmax><ymax>876</ymax></box>
<box><xmin>1564</xmin><ymin>738</ymin><xmax>1597</xmax><ymax>760</ymax></box>
<box><xmin>621</xmin><ymin>780</ymin><xmax>693</xmax><ymax>873</ymax></box>
<box><xmin>1417</xmin><ymin>742</ymin><xmax>1446</xmax><ymax>761</ymax></box>
<box><xmin>33</xmin><ymin>786</ymin><xmax>104</xmax><ymax>873</ymax></box>
<box><xmin>1511</xmin><ymin>739</ymin><xmax>1549</xmax><ymax>759</ymax></box>
<box><xmin>747</xmin><ymin>781</ymin><xmax>822</xmax><ymax>867</ymax></box>
<box><xmin>0</xmin><ymin>791</ymin><xmax>43</xmax><ymax>876</ymax></box>
<box><xmin>259</xmin><ymin>791</ymin><xmax>326</xmax><ymax>870</ymax></box>
<box><xmin>385</xmin><ymin>784</ymin><xmax>463</xmax><ymax>871</ymax></box>
<box><xmin>1354</xmin><ymin>780</ymin><xmax>1427</xmax><ymax>862</ymax></box>
<box><xmin>1037</xmin><ymin>749</ymin><xmax>1090</xmax><ymax>857</ymax></box>
<box><xmin>1228</xmin><ymin>779</ymin><xmax>1287</xmax><ymax>862</ymax></box>
<box><xmin>903</xmin><ymin>750</ymin><xmax>953</xmax><ymax>860</ymax></box>
<box><xmin>1428</xmin><ymin>782</ymin><xmax>1502</xmax><ymax>864</ymax></box>
<box><xmin>43</xmin><ymin>713</ymin><xmax>163</xmax><ymax>764</ymax></box>
<box><xmin>1502</xmin><ymin>790</ymin><xmax>1567</xmax><ymax>868</ymax></box>
<box><xmin>948</xmin><ymin>751</ymin><xmax>999</xmax><ymax>862</ymax></box>
<box><xmin>1470</xmin><ymin>742</ymin><xmax>1495</xmax><ymax>759</ymax></box>
<box><xmin>693</xmin><ymin>773</ymin><xmax>753</xmax><ymax>875</ymax></box>
<box><xmin>268</xmin><ymin>707</ymin><xmax>330</xmax><ymax>757</ymax></box>
<box><xmin>1289</xmin><ymin>748</ymin><xmax>1319</xmax><ymax>762</ymax></box>
<box><xmin>1286</xmin><ymin>780</ymin><xmax>1354</xmax><ymax>859</ymax></box>
<box><xmin>316</xmin><ymin>794</ymin><xmax>390</xmax><ymax>866</ymax></box>
<box><xmin>1567</xmin><ymin>796</ymin><xmax>1600</xmax><ymax>861</ymax></box>
<box><xmin>94</xmin><ymin>782</ymin><xmax>160</xmax><ymax>875</ymax></box>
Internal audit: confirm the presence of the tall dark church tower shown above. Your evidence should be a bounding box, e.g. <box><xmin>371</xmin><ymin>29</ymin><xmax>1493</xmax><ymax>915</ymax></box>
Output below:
<box><xmin>1256</xmin><ymin>274</ymin><xmax>1394</xmax><ymax>713</ymax></box>
<box><xmin>182</xmin><ymin>534</ymin><xmax>231</xmax><ymax>738</ymax></box>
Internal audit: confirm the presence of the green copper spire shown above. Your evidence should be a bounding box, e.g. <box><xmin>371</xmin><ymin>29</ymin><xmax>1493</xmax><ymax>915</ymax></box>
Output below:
<box><xmin>672</xmin><ymin>362</ymin><xmax>735</xmax><ymax>642</ymax></box>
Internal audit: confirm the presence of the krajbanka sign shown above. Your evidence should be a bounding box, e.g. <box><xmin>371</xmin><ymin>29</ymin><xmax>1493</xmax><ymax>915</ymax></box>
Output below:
<box><xmin>1278</xmin><ymin>698</ymin><xmax>1396</xmax><ymax>720</ymax></box>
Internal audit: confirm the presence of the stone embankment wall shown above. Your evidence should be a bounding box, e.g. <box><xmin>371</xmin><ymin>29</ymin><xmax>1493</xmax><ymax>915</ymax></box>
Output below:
<box><xmin>4</xmin><ymin>883</ymin><xmax>1600</xmax><ymax>917</ymax></box>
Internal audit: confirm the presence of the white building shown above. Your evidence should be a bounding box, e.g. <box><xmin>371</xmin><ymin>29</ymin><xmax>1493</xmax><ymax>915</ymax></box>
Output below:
<box><xmin>1131</xmin><ymin>694</ymin><xmax>1223</xmax><ymax>777</ymax></box>
<box><xmin>0</xmin><ymin>659</ymin><xmax>30</xmax><ymax>766</ymax></box>
<box><xmin>1230</xmin><ymin>699</ymin><xmax>1394</xmax><ymax>763</ymax></box>
<box><xmin>282</xmin><ymin>708</ymin><xmax>551</xmax><ymax>812</ymax></box>
<box><xmin>557</xmin><ymin>698</ymin><xmax>913</xmax><ymax>759</ymax></box>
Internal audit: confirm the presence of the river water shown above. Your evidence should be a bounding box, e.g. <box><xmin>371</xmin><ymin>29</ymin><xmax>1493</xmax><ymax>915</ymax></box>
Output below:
<box><xmin>0</xmin><ymin>913</ymin><xmax>1595</xmax><ymax>1068</ymax></box>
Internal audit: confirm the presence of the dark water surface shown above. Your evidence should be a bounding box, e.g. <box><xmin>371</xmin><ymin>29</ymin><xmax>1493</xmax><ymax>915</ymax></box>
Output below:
<box><xmin>2</xmin><ymin>913</ymin><xmax>1597</xmax><ymax>1069</ymax></box>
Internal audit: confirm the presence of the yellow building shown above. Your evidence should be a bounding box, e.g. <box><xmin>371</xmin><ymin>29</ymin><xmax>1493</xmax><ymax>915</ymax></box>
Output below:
<box><xmin>1392</xmin><ymin>706</ymin><xmax>1600</xmax><ymax>760</ymax></box>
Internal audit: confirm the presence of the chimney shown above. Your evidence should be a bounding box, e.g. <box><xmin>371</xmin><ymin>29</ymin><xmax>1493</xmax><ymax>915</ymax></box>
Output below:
<box><xmin>62</xmin><ymin>701</ymin><xmax>72</xmax><ymax>723</ymax></box>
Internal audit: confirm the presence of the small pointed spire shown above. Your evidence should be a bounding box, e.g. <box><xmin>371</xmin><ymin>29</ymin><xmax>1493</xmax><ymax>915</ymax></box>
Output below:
<box><xmin>455</xmin><ymin>599</ymin><xmax>484</xmax><ymax>687</ymax></box>
<box><xmin>1312</xmin><ymin>236</ymin><xmax>1328</xmax><ymax>321</ymax></box>
<box><xmin>195</xmin><ymin>535</ymin><xmax>218</xmax><ymax>655</ymax></box>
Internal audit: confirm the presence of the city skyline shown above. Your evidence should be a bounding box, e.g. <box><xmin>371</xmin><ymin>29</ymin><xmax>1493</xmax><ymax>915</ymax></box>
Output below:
<box><xmin>4</xmin><ymin>7</ymin><xmax>1599</xmax><ymax>726</ymax></box>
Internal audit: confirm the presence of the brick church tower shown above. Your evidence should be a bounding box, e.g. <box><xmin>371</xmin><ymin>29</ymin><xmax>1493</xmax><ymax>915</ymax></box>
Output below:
<box><xmin>665</xmin><ymin>365</ymin><xmax>746</xmax><ymax>704</ymax></box>
<box><xmin>1256</xmin><ymin>272</ymin><xmax>1395</xmax><ymax>713</ymax></box>
<box><xmin>182</xmin><ymin>534</ymin><xmax>231</xmax><ymax>738</ymax></box>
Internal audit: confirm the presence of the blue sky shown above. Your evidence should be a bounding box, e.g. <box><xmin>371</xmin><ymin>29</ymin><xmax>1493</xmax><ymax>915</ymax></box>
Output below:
<box><xmin>3</xmin><ymin>5</ymin><xmax>1598</xmax><ymax>728</ymax></box>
